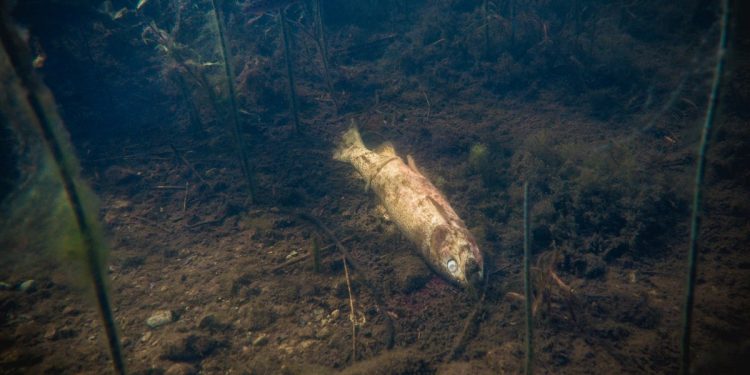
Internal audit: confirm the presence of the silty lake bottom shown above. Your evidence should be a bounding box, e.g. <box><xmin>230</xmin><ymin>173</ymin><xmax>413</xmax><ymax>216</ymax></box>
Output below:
<box><xmin>1</xmin><ymin>0</ymin><xmax>749</xmax><ymax>374</ymax></box>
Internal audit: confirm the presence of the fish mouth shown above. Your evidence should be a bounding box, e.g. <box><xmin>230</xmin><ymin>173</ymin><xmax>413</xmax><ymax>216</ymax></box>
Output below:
<box><xmin>464</xmin><ymin>258</ymin><xmax>484</xmax><ymax>293</ymax></box>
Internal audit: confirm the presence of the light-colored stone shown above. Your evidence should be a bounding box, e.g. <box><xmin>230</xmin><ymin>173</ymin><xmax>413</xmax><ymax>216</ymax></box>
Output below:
<box><xmin>146</xmin><ymin>310</ymin><xmax>174</xmax><ymax>328</ymax></box>
<box><xmin>316</xmin><ymin>326</ymin><xmax>331</xmax><ymax>339</ymax></box>
<box><xmin>330</xmin><ymin>309</ymin><xmax>340</xmax><ymax>320</ymax></box>
<box><xmin>19</xmin><ymin>280</ymin><xmax>36</xmax><ymax>293</ymax></box>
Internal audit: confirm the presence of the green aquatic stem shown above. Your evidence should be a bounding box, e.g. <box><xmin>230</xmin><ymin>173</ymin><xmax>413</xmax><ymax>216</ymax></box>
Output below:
<box><xmin>210</xmin><ymin>0</ymin><xmax>255</xmax><ymax>202</ymax></box>
<box><xmin>523</xmin><ymin>181</ymin><xmax>533</xmax><ymax>375</ymax></box>
<box><xmin>313</xmin><ymin>0</ymin><xmax>337</xmax><ymax>113</ymax></box>
<box><xmin>679</xmin><ymin>0</ymin><xmax>729</xmax><ymax>374</ymax></box>
<box><xmin>0</xmin><ymin>9</ymin><xmax>125</xmax><ymax>375</ymax></box>
<box><xmin>280</xmin><ymin>9</ymin><xmax>301</xmax><ymax>134</ymax></box>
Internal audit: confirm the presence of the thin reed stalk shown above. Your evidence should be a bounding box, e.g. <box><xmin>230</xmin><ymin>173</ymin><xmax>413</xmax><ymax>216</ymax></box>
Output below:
<box><xmin>0</xmin><ymin>11</ymin><xmax>125</xmax><ymax>374</ymax></box>
<box><xmin>679</xmin><ymin>0</ymin><xmax>729</xmax><ymax>374</ymax></box>
<box><xmin>523</xmin><ymin>181</ymin><xmax>533</xmax><ymax>375</ymax></box>
<box><xmin>483</xmin><ymin>0</ymin><xmax>490</xmax><ymax>59</ymax></box>
<box><xmin>279</xmin><ymin>9</ymin><xmax>301</xmax><ymax>134</ymax></box>
<box><xmin>210</xmin><ymin>0</ymin><xmax>255</xmax><ymax>202</ymax></box>
<box><xmin>343</xmin><ymin>254</ymin><xmax>357</xmax><ymax>362</ymax></box>
<box><xmin>313</xmin><ymin>0</ymin><xmax>338</xmax><ymax>112</ymax></box>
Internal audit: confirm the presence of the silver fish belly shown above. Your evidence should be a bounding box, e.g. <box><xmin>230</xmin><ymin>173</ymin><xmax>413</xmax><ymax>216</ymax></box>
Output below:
<box><xmin>334</xmin><ymin>126</ymin><xmax>484</xmax><ymax>291</ymax></box>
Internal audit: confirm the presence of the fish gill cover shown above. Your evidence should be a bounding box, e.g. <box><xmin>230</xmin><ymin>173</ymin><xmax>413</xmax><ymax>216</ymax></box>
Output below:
<box><xmin>1</xmin><ymin>0</ymin><xmax>749</xmax><ymax>374</ymax></box>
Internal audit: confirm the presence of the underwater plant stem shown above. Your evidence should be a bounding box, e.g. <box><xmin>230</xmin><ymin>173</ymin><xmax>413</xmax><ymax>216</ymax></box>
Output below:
<box><xmin>0</xmin><ymin>12</ymin><xmax>125</xmax><ymax>375</ymax></box>
<box><xmin>343</xmin><ymin>254</ymin><xmax>357</xmax><ymax>362</ymax></box>
<box><xmin>679</xmin><ymin>0</ymin><xmax>729</xmax><ymax>374</ymax></box>
<box><xmin>312</xmin><ymin>235</ymin><xmax>321</xmax><ymax>273</ymax></box>
<box><xmin>210</xmin><ymin>0</ymin><xmax>255</xmax><ymax>202</ymax></box>
<box><xmin>313</xmin><ymin>0</ymin><xmax>338</xmax><ymax>113</ymax></box>
<box><xmin>510</xmin><ymin>0</ymin><xmax>516</xmax><ymax>47</ymax></box>
<box><xmin>523</xmin><ymin>181</ymin><xmax>533</xmax><ymax>375</ymax></box>
<box><xmin>296</xmin><ymin>212</ymin><xmax>395</xmax><ymax>349</ymax></box>
<box><xmin>482</xmin><ymin>0</ymin><xmax>490</xmax><ymax>59</ymax></box>
<box><xmin>280</xmin><ymin>9</ymin><xmax>301</xmax><ymax>134</ymax></box>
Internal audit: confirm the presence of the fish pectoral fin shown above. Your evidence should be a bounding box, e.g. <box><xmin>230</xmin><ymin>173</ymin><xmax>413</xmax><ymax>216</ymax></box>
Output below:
<box><xmin>407</xmin><ymin>154</ymin><xmax>420</xmax><ymax>173</ymax></box>
<box><xmin>375</xmin><ymin>141</ymin><xmax>397</xmax><ymax>157</ymax></box>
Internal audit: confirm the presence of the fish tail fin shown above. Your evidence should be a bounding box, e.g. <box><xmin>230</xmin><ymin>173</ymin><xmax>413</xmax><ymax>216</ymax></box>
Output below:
<box><xmin>333</xmin><ymin>120</ymin><xmax>365</xmax><ymax>162</ymax></box>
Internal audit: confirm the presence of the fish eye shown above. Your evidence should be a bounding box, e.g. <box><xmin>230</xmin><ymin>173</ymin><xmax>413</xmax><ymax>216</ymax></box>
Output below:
<box><xmin>447</xmin><ymin>259</ymin><xmax>458</xmax><ymax>274</ymax></box>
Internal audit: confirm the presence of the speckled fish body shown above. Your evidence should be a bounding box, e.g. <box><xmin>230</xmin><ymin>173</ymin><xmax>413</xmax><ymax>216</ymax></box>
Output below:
<box><xmin>334</xmin><ymin>126</ymin><xmax>484</xmax><ymax>291</ymax></box>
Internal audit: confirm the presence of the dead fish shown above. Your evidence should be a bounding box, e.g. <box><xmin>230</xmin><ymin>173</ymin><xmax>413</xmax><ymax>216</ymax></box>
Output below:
<box><xmin>334</xmin><ymin>125</ymin><xmax>484</xmax><ymax>292</ymax></box>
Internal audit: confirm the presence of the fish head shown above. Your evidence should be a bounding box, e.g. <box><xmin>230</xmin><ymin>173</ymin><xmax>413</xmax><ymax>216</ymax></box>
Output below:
<box><xmin>431</xmin><ymin>225</ymin><xmax>485</xmax><ymax>292</ymax></box>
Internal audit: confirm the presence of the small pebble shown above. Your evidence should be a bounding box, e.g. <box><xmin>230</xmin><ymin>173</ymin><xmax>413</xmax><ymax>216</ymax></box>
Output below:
<box><xmin>19</xmin><ymin>280</ymin><xmax>37</xmax><ymax>293</ymax></box>
<box><xmin>285</xmin><ymin>250</ymin><xmax>298</xmax><ymax>260</ymax></box>
<box><xmin>330</xmin><ymin>309</ymin><xmax>340</xmax><ymax>320</ymax></box>
<box><xmin>62</xmin><ymin>306</ymin><xmax>80</xmax><ymax>316</ymax></box>
<box><xmin>146</xmin><ymin>310</ymin><xmax>174</xmax><ymax>328</ymax></box>
<box><xmin>165</xmin><ymin>363</ymin><xmax>197</xmax><ymax>375</ymax></box>
<box><xmin>316</xmin><ymin>326</ymin><xmax>331</xmax><ymax>339</ymax></box>
<box><xmin>313</xmin><ymin>307</ymin><xmax>325</xmax><ymax>319</ymax></box>
<box><xmin>141</xmin><ymin>331</ymin><xmax>152</xmax><ymax>342</ymax></box>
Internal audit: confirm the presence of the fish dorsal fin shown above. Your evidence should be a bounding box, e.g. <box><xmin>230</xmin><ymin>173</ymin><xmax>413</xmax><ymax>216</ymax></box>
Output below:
<box><xmin>375</xmin><ymin>142</ymin><xmax>397</xmax><ymax>157</ymax></box>
<box><xmin>407</xmin><ymin>154</ymin><xmax>420</xmax><ymax>173</ymax></box>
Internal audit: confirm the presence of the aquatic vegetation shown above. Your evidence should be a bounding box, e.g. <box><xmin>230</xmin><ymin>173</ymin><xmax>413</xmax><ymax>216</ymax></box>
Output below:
<box><xmin>0</xmin><ymin>12</ymin><xmax>124</xmax><ymax>374</ymax></box>
<box><xmin>210</xmin><ymin>0</ymin><xmax>256</xmax><ymax>201</ymax></box>
<box><xmin>523</xmin><ymin>182</ymin><xmax>533</xmax><ymax>375</ymax></box>
<box><xmin>680</xmin><ymin>0</ymin><xmax>730</xmax><ymax>372</ymax></box>
<box><xmin>279</xmin><ymin>8</ymin><xmax>301</xmax><ymax>134</ymax></box>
